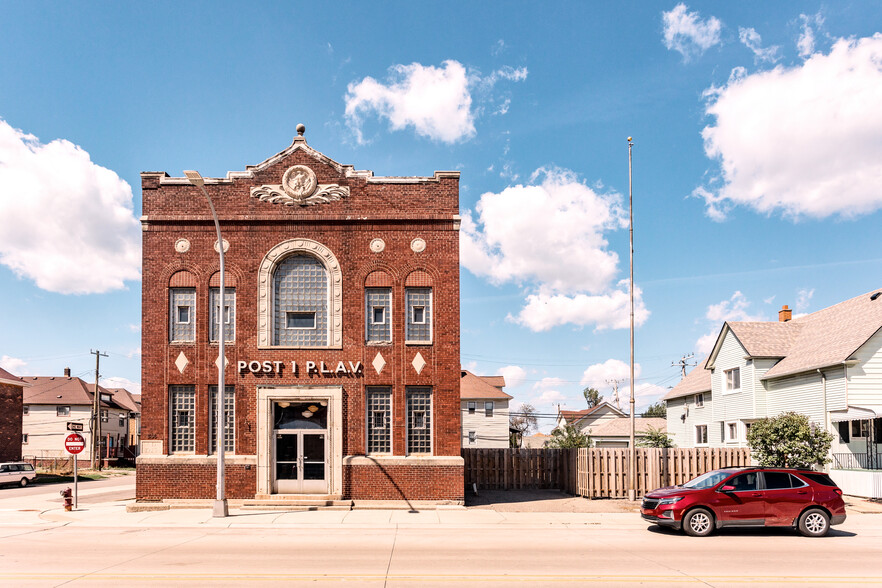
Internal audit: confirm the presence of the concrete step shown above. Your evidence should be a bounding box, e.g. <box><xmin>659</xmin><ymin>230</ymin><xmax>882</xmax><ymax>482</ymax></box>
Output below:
<box><xmin>241</xmin><ymin>498</ymin><xmax>353</xmax><ymax>511</ymax></box>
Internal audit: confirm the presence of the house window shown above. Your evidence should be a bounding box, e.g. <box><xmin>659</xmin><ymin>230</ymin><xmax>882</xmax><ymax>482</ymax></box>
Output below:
<box><xmin>100</xmin><ymin>393</ymin><xmax>111</xmax><ymax>403</ymax></box>
<box><xmin>365</xmin><ymin>288</ymin><xmax>392</xmax><ymax>343</ymax></box>
<box><xmin>367</xmin><ymin>387</ymin><xmax>391</xmax><ymax>454</ymax></box>
<box><xmin>170</xmin><ymin>385</ymin><xmax>195</xmax><ymax>453</ymax></box>
<box><xmin>209</xmin><ymin>288</ymin><xmax>236</xmax><ymax>342</ymax></box>
<box><xmin>101</xmin><ymin>409</ymin><xmax>108</xmax><ymax>423</ymax></box>
<box><xmin>695</xmin><ymin>425</ymin><xmax>708</xmax><ymax>445</ymax></box>
<box><xmin>209</xmin><ymin>386</ymin><xmax>235</xmax><ymax>454</ymax></box>
<box><xmin>169</xmin><ymin>288</ymin><xmax>196</xmax><ymax>342</ymax></box>
<box><xmin>694</xmin><ymin>393</ymin><xmax>704</xmax><ymax>408</ymax></box>
<box><xmin>56</xmin><ymin>406</ymin><xmax>70</xmax><ymax>417</ymax></box>
<box><xmin>119</xmin><ymin>416</ymin><xmax>125</xmax><ymax>427</ymax></box>
<box><xmin>726</xmin><ymin>421</ymin><xmax>739</xmax><ymax>442</ymax></box>
<box><xmin>467</xmin><ymin>401</ymin><xmax>476</xmax><ymax>414</ymax></box>
<box><xmin>724</xmin><ymin>368</ymin><xmax>741</xmax><ymax>393</ymax></box>
<box><xmin>406</xmin><ymin>387</ymin><xmax>432</xmax><ymax>454</ymax></box>
<box><xmin>485</xmin><ymin>401</ymin><xmax>494</xmax><ymax>417</ymax></box>
<box><xmin>468</xmin><ymin>431</ymin><xmax>476</xmax><ymax>444</ymax></box>
<box><xmin>273</xmin><ymin>255</ymin><xmax>328</xmax><ymax>347</ymax></box>
<box><xmin>22</xmin><ymin>434</ymin><xmax>28</xmax><ymax>444</ymax></box>
<box><xmin>22</xmin><ymin>405</ymin><xmax>29</xmax><ymax>415</ymax></box>
<box><xmin>405</xmin><ymin>288</ymin><xmax>432</xmax><ymax>343</ymax></box>
<box><xmin>851</xmin><ymin>420</ymin><xmax>870</xmax><ymax>438</ymax></box>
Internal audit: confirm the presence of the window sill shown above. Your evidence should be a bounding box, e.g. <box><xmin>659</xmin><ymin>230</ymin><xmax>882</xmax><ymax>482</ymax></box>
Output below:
<box><xmin>256</xmin><ymin>344</ymin><xmax>343</xmax><ymax>350</ymax></box>
<box><xmin>405</xmin><ymin>341</ymin><xmax>433</xmax><ymax>346</ymax></box>
<box><xmin>365</xmin><ymin>341</ymin><xmax>393</xmax><ymax>346</ymax></box>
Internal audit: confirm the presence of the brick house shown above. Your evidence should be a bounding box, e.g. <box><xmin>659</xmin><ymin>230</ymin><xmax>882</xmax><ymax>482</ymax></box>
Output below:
<box><xmin>136</xmin><ymin>127</ymin><xmax>463</xmax><ymax>504</ymax></box>
<box><xmin>0</xmin><ymin>367</ymin><xmax>27</xmax><ymax>462</ymax></box>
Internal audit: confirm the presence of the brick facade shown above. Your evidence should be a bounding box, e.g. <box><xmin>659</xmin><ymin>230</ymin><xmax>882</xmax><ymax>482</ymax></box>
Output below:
<box><xmin>136</xmin><ymin>131</ymin><xmax>463</xmax><ymax>503</ymax></box>
<box><xmin>0</xmin><ymin>382</ymin><xmax>24</xmax><ymax>462</ymax></box>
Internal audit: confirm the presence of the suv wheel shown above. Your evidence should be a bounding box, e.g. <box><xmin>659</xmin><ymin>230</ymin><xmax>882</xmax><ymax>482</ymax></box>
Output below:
<box><xmin>20</xmin><ymin>477</ymin><xmax>28</xmax><ymax>487</ymax></box>
<box><xmin>798</xmin><ymin>508</ymin><xmax>829</xmax><ymax>537</ymax></box>
<box><xmin>683</xmin><ymin>508</ymin><xmax>714</xmax><ymax>537</ymax></box>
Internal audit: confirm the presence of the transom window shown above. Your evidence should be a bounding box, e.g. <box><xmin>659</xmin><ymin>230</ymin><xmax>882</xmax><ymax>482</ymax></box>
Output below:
<box><xmin>273</xmin><ymin>255</ymin><xmax>328</xmax><ymax>347</ymax></box>
<box><xmin>170</xmin><ymin>288</ymin><xmax>196</xmax><ymax>342</ymax></box>
<box><xmin>365</xmin><ymin>288</ymin><xmax>392</xmax><ymax>343</ymax></box>
<box><xmin>407</xmin><ymin>387</ymin><xmax>432</xmax><ymax>454</ymax></box>
<box><xmin>406</xmin><ymin>288</ymin><xmax>432</xmax><ymax>343</ymax></box>
<box><xmin>209</xmin><ymin>288</ymin><xmax>236</xmax><ymax>342</ymax></box>
<box><xmin>209</xmin><ymin>385</ymin><xmax>235</xmax><ymax>454</ymax></box>
<box><xmin>367</xmin><ymin>387</ymin><xmax>391</xmax><ymax>454</ymax></box>
<box><xmin>170</xmin><ymin>385</ymin><xmax>195</xmax><ymax>453</ymax></box>
<box><xmin>724</xmin><ymin>367</ymin><xmax>741</xmax><ymax>392</ymax></box>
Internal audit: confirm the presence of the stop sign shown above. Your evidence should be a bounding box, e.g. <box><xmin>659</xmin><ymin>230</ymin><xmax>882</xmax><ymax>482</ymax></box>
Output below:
<box><xmin>64</xmin><ymin>433</ymin><xmax>85</xmax><ymax>455</ymax></box>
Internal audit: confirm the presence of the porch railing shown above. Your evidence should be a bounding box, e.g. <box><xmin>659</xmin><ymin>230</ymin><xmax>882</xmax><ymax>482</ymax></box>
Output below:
<box><xmin>832</xmin><ymin>453</ymin><xmax>882</xmax><ymax>470</ymax></box>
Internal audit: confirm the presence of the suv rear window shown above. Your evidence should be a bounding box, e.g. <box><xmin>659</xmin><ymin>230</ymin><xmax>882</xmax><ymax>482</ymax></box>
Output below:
<box><xmin>799</xmin><ymin>472</ymin><xmax>837</xmax><ymax>487</ymax></box>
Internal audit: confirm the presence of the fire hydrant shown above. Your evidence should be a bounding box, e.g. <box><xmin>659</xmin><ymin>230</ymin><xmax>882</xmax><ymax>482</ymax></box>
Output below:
<box><xmin>60</xmin><ymin>487</ymin><xmax>73</xmax><ymax>511</ymax></box>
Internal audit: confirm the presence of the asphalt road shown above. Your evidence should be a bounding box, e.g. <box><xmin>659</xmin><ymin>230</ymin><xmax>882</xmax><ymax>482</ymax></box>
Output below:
<box><xmin>1</xmin><ymin>515</ymin><xmax>881</xmax><ymax>586</ymax></box>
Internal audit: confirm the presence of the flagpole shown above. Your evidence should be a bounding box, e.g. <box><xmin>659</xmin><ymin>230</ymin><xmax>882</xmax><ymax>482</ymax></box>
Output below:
<box><xmin>628</xmin><ymin>136</ymin><xmax>636</xmax><ymax>502</ymax></box>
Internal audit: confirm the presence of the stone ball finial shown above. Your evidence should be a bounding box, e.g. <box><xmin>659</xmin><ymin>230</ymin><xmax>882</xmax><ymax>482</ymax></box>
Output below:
<box><xmin>296</xmin><ymin>123</ymin><xmax>306</xmax><ymax>136</ymax></box>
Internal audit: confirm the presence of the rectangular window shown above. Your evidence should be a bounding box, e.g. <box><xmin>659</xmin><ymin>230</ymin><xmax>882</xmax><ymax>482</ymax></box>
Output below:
<box><xmin>726</xmin><ymin>421</ymin><xmax>739</xmax><ymax>442</ymax></box>
<box><xmin>209</xmin><ymin>288</ymin><xmax>236</xmax><ymax>342</ymax></box>
<box><xmin>286</xmin><ymin>311</ymin><xmax>316</xmax><ymax>329</ymax></box>
<box><xmin>23</xmin><ymin>405</ymin><xmax>29</xmax><ymax>415</ymax></box>
<box><xmin>694</xmin><ymin>393</ymin><xmax>704</xmax><ymax>408</ymax></box>
<box><xmin>485</xmin><ymin>401</ymin><xmax>494</xmax><ymax>417</ymax></box>
<box><xmin>119</xmin><ymin>416</ymin><xmax>125</xmax><ymax>427</ymax></box>
<box><xmin>367</xmin><ymin>387</ymin><xmax>391</xmax><ymax>454</ymax></box>
<box><xmin>406</xmin><ymin>387</ymin><xmax>432</xmax><ymax>454</ymax></box>
<box><xmin>170</xmin><ymin>385</ymin><xmax>195</xmax><ymax>453</ymax></box>
<box><xmin>724</xmin><ymin>367</ymin><xmax>741</xmax><ymax>392</ymax></box>
<box><xmin>209</xmin><ymin>386</ymin><xmax>235</xmax><ymax>453</ymax></box>
<box><xmin>467</xmin><ymin>401</ymin><xmax>476</xmax><ymax>414</ymax></box>
<box><xmin>22</xmin><ymin>434</ymin><xmax>28</xmax><ymax>444</ymax></box>
<box><xmin>101</xmin><ymin>409</ymin><xmax>108</xmax><ymax>422</ymax></box>
<box><xmin>406</xmin><ymin>288</ymin><xmax>432</xmax><ymax>343</ymax></box>
<box><xmin>468</xmin><ymin>431</ymin><xmax>476</xmax><ymax>444</ymax></box>
<box><xmin>695</xmin><ymin>424</ymin><xmax>708</xmax><ymax>445</ymax></box>
<box><xmin>851</xmin><ymin>419</ymin><xmax>870</xmax><ymax>438</ymax></box>
<box><xmin>365</xmin><ymin>288</ymin><xmax>392</xmax><ymax>343</ymax></box>
<box><xmin>56</xmin><ymin>406</ymin><xmax>70</xmax><ymax>417</ymax></box>
<box><xmin>169</xmin><ymin>288</ymin><xmax>196</xmax><ymax>342</ymax></box>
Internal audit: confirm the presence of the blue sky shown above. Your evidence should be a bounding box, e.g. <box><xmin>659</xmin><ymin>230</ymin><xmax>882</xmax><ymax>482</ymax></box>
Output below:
<box><xmin>2</xmin><ymin>2</ymin><xmax>882</xmax><ymax>431</ymax></box>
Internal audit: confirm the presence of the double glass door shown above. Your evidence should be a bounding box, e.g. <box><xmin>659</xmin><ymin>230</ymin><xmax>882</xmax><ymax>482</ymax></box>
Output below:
<box><xmin>272</xmin><ymin>401</ymin><xmax>328</xmax><ymax>494</ymax></box>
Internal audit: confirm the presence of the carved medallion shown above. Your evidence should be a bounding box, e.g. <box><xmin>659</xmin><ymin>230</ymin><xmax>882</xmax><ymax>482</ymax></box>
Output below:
<box><xmin>214</xmin><ymin>239</ymin><xmax>230</xmax><ymax>253</ymax></box>
<box><xmin>174</xmin><ymin>239</ymin><xmax>190</xmax><ymax>253</ymax></box>
<box><xmin>251</xmin><ymin>165</ymin><xmax>350</xmax><ymax>207</ymax></box>
<box><xmin>411</xmin><ymin>238</ymin><xmax>426</xmax><ymax>253</ymax></box>
<box><xmin>370</xmin><ymin>238</ymin><xmax>385</xmax><ymax>253</ymax></box>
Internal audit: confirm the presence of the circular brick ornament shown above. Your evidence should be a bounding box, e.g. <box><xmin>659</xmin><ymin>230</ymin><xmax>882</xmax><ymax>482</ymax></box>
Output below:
<box><xmin>214</xmin><ymin>239</ymin><xmax>230</xmax><ymax>253</ymax></box>
<box><xmin>411</xmin><ymin>238</ymin><xmax>426</xmax><ymax>253</ymax></box>
<box><xmin>370</xmin><ymin>238</ymin><xmax>385</xmax><ymax>253</ymax></box>
<box><xmin>174</xmin><ymin>239</ymin><xmax>190</xmax><ymax>253</ymax></box>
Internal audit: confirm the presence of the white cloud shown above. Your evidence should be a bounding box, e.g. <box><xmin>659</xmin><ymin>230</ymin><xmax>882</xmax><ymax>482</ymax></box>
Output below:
<box><xmin>695</xmin><ymin>34</ymin><xmax>882</xmax><ymax>220</ymax></box>
<box><xmin>0</xmin><ymin>355</ymin><xmax>27</xmax><ymax>375</ymax></box>
<box><xmin>0</xmin><ymin>119</ymin><xmax>141</xmax><ymax>294</ymax></box>
<box><xmin>662</xmin><ymin>3</ymin><xmax>722</xmax><ymax>61</ymax></box>
<box><xmin>797</xmin><ymin>13</ymin><xmax>824</xmax><ymax>58</ymax></box>
<box><xmin>100</xmin><ymin>376</ymin><xmax>141</xmax><ymax>395</ymax></box>
<box><xmin>497</xmin><ymin>365</ymin><xmax>527</xmax><ymax>389</ymax></box>
<box><xmin>344</xmin><ymin>60</ymin><xmax>526</xmax><ymax>144</ymax></box>
<box><xmin>795</xmin><ymin>288</ymin><xmax>815</xmax><ymax>312</ymax></box>
<box><xmin>491</xmin><ymin>39</ymin><xmax>507</xmax><ymax>56</ymax></box>
<box><xmin>738</xmin><ymin>27</ymin><xmax>780</xmax><ymax>63</ymax></box>
<box><xmin>696</xmin><ymin>291</ymin><xmax>765</xmax><ymax>354</ymax></box>
<box><xmin>580</xmin><ymin>359</ymin><xmax>637</xmax><ymax>389</ymax></box>
<box><xmin>128</xmin><ymin>324</ymin><xmax>141</xmax><ymax>333</ymax></box>
<box><xmin>462</xmin><ymin>167</ymin><xmax>648</xmax><ymax>332</ymax></box>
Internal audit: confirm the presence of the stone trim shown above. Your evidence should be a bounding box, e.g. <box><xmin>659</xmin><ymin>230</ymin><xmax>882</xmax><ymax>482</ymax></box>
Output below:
<box><xmin>256</xmin><ymin>386</ymin><xmax>343</xmax><ymax>497</ymax></box>
<box><xmin>136</xmin><ymin>455</ymin><xmax>257</xmax><ymax>465</ymax></box>
<box><xmin>257</xmin><ymin>238</ymin><xmax>342</xmax><ymax>349</ymax></box>
<box><xmin>342</xmin><ymin>455</ymin><xmax>463</xmax><ymax>467</ymax></box>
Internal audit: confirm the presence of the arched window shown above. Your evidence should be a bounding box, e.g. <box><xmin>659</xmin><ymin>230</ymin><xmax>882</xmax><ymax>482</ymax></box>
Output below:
<box><xmin>273</xmin><ymin>255</ymin><xmax>328</xmax><ymax>346</ymax></box>
<box><xmin>169</xmin><ymin>270</ymin><xmax>197</xmax><ymax>343</ymax></box>
<box><xmin>257</xmin><ymin>239</ymin><xmax>343</xmax><ymax>348</ymax></box>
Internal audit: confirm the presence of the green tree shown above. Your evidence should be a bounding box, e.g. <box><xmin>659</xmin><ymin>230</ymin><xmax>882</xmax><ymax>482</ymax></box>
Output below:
<box><xmin>746</xmin><ymin>412</ymin><xmax>833</xmax><ymax>468</ymax></box>
<box><xmin>642</xmin><ymin>402</ymin><xmax>666</xmax><ymax>418</ymax></box>
<box><xmin>638</xmin><ymin>426</ymin><xmax>675</xmax><ymax>448</ymax></box>
<box><xmin>583</xmin><ymin>387</ymin><xmax>602</xmax><ymax>408</ymax></box>
<box><xmin>546</xmin><ymin>424</ymin><xmax>591</xmax><ymax>449</ymax></box>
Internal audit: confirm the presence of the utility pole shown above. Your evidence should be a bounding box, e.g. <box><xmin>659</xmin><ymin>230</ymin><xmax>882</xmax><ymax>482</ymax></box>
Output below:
<box><xmin>90</xmin><ymin>349</ymin><xmax>108</xmax><ymax>470</ymax></box>
<box><xmin>627</xmin><ymin>136</ymin><xmax>636</xmax><ymax>502</ymax></box>
<box><xmin>671</xmin><ymin>353</ymin><xmax>696</xmax><ymax>379</ymax></box>
<box><xmin>606</xmin><ymin>379</ymin><xmax>625</xmax><ymax>410</ymax></box>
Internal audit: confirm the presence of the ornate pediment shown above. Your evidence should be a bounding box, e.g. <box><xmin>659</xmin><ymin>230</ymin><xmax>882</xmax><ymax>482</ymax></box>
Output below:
<box><xmin>251</xmin><ymin>164</ymin><xmax>349</xmax><ymax>207</ymax></box>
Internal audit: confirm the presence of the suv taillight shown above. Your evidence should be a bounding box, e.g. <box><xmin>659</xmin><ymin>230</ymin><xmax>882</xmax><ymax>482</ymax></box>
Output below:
<box><xmin>834</xmin><ymin>489</ymin><xmax>842</xmax><ymax>496</ymax></box>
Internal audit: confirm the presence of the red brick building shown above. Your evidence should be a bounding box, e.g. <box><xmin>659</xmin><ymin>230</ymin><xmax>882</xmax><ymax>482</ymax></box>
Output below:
<box><xmin>0</xmin><ymin>367</ymin><xmax>26</xmax><ymax>462</ymax></box>
<box><xmin>136</xmin><ymin>128</ymin><xmax>463</xmax><ymax>505</ymax></box>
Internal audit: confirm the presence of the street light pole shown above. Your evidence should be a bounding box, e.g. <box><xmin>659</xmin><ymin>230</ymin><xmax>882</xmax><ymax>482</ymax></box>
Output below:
<box><xmin>184</xmin><ymin>170</ymin><xmax>228</xmax><ymax>517</ymax></box>
<box><xmin>627</xmin><ymin>137</ymin><xmax>636</xmax><ymax>502</ymax></box>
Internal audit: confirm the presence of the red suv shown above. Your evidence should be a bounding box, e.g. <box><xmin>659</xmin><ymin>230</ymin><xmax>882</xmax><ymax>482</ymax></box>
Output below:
<box><xmin>641</xmin><ymin>467</ymin><xmax>846</xmax><ymax>537</ymax></box>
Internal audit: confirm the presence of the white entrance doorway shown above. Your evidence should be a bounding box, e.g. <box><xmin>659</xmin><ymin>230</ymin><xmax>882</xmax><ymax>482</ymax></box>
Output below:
<box><xmin>272</xmin><ymin>401</ymin><xmax>329</xmax><ymax>494</ymax></box>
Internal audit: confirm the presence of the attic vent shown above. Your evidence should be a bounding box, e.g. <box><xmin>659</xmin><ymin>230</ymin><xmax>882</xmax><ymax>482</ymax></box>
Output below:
<box><xmin>871</xmin><ymin>292</ymin><xmax>881</xmax><ymax>301</ymax></box>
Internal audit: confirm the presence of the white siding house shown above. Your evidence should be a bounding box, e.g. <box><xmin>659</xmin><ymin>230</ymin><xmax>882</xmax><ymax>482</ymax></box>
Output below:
<box><xmin>665</xmin><ymin>290</ymin><xmax>882</xmax><ymax>498</ymax></box>
<box><xmin>460</xmin><ymin>371</ymin><xmax>512</xmax><ymax>448</ymax></box>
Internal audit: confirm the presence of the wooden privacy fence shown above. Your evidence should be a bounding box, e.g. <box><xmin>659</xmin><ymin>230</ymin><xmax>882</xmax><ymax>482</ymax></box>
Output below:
<box><xmin>462</xmin><ymin>447</ymin><xmax>751</xmax><ymax>498</ymax></box>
